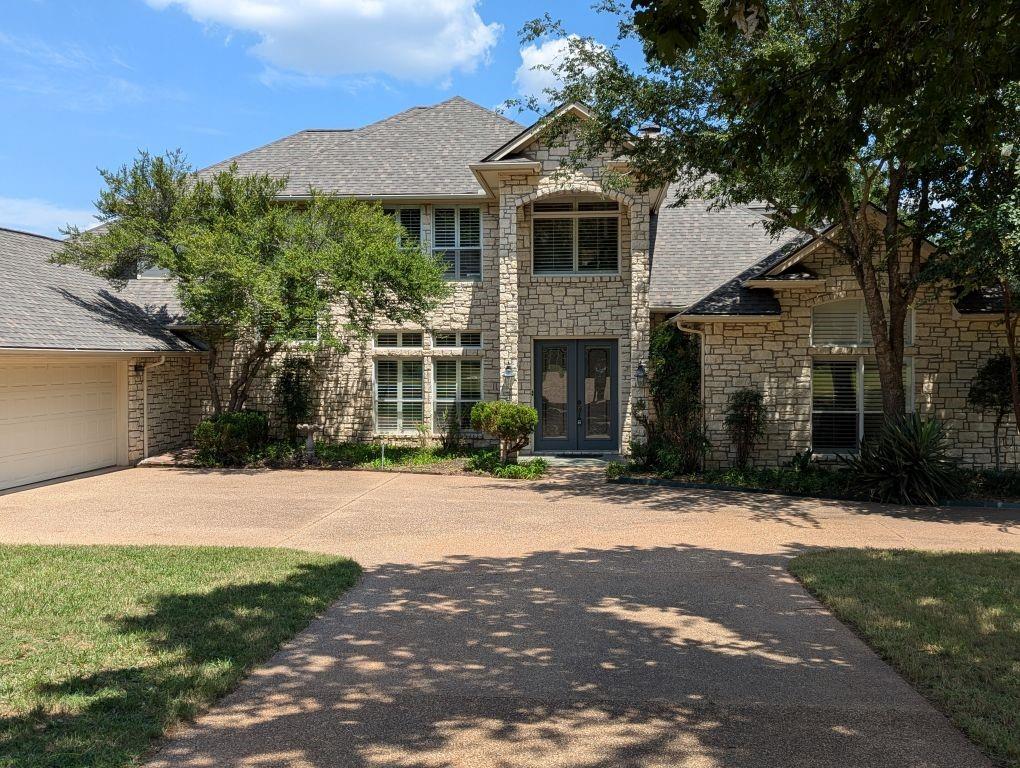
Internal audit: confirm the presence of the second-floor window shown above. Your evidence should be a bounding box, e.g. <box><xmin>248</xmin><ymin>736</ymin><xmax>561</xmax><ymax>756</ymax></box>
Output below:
<box><xmin>434</xmin><ymin>207</ymin><xmax>482</xmax><ymax>280</ymax></box>
<box><xmin>533</xmin><ymin>199</ymin><xmax>619</xmax><ymax>274</ymax></box>
<box><xmin>383</xmin><ymin>206</ymin><xmax>423</xmax><ymax>248</ymax></box>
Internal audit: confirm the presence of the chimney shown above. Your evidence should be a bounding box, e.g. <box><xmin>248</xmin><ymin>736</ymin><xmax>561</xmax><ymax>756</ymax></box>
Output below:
<box><xmin>638</xmin><ymin>123</ymin><xmax>661</xmax><ymax>138</ymax></box>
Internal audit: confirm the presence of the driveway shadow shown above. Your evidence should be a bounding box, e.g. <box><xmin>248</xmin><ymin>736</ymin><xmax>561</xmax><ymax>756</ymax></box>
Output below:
<box><xmin>141</xmin><ymin>544</ymin><xmax>987</xmax><ymax>767</ymax></box>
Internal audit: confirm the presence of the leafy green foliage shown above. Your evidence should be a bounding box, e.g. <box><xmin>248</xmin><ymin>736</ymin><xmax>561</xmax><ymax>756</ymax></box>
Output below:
<box><xmin>274</xmin><ymin>356</ymin><xmax>314</xmax><ymax>443</ymax></box>
<box><xmin>841</xmin><ymin>414</ymin><xmax>959</xmax><ymax>504</ymax></box>
<box><xmin>791</xmin><ymin>549</ymin><xmax>1020</xmax><ymax>768</ymax></box>
<box><xmin>470</xmin><ymin>401</ymin><xmax>539</xmax><ymax>462</ymax></box>
<box><xmin>55</xmin><ymin>151</ymin><xmax>450</xmax><ymax>414</ymax></box>
<box><xmin>633</xmin><ymin>323</ymin><xmax>707</xmax><ymax>473</ymax></box>
<box><xmin>466</xmin><ymin>449</ymin><xmax>548</xmax><ymax>479</ymax></box>
<box><xmin>193</xmin><ymin>410</ymin><xmax>269</xmax><ymax>466</ymax></box>
<box><xmin>440</xmin><ymin>405</ymin><xmax>464</xmax><ymax>453</ymax></box>
<box><xmin>723</xmin><ymin>388</ymin><xmax>766</xmax><ymax>468</ymax></box>
<box><xmin>520</xmin><ymin>1</ymin><xmax>1019</xmax><ymax>416</ymax></box>
<box><xmin>967</xmin><ymin>353</ymin><xmax>1015</xmax><ymax>471</ymax></box>
<box><xmin>0</xmin><ymin>544</ymin><xmax>359</xmax><ymax>768</ymax></box>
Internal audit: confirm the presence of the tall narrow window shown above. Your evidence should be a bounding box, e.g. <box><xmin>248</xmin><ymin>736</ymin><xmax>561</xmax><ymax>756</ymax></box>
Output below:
<box><xmin>811</xmin><ymin>357</ymin><xmax>914</xmax><ymax>453</ymax></box>
<box><xmin>433</xmin><ymin>207</ymin><xmax>482</xmax><ymax>279</ymax></box>
<box><xmin>434</xmin><ymin>359</ymin><xmax>482</xmax><ymax>429</ymax></box>
<box><xmin>533</xmin><ymin>198</ymin><xmax>619</xmax><ymax>274</ymax></box>
<box><xmin>375</xmin><ymin>359</ymin><xmax>423</xmax><ymax>433</ymax></box>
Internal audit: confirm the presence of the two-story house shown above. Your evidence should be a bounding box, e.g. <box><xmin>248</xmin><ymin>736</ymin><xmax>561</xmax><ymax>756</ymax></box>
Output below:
<box><xmin>0</xmin><ymin>96</ymin><xmax>1014</xmax><ymax>490</ymax></box>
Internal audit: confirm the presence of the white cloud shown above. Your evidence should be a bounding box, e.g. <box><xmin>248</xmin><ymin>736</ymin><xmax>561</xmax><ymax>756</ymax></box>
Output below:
<box><xmin>515</xmin><ymin>37</ymin><xmax>576</xmax><ymax>101</ymax></box>
<box><xmin>146</xmin><ymin>0</ymin><xmax>501</xmax><ymax>84</ymax></box>
<box><xmin>0</xmin><ymin>197</ymin><xmax>97</xmax><ymax>239</ymax></box>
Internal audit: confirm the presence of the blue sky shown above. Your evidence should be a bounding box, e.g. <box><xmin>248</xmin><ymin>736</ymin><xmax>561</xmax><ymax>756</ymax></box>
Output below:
<box><xmin>1</xmin><ymin>1</ymin><xmax>641</xmax><ymax>237</ymax></box>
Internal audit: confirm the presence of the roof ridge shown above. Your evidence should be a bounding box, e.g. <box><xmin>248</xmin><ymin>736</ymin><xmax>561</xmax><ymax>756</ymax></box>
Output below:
<box><xmin>0</xmin><ymin>226</ymin><xmax>63</xmax><ymax>243</ymax></box>
<box><xmin>437</xmin><ymin>95</ymin><xmax>524</xmax><ymax>128</ymax></box>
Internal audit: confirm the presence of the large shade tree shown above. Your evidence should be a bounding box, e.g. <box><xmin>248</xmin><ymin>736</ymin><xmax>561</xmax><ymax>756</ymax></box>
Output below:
<box><xmin>56</xmin><ymin>151</ymin><xmax>450</xmax><ymax>414</ymax></box>
<box><xmin>519</xmin><ymin>0</ymin><xmax>1018</xmax><ymax>416</ymax></box>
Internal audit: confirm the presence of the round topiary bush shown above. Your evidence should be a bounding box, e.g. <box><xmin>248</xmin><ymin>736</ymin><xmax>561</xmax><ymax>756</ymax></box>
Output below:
<box><xmin>469</xmin><ymin>401</ymin><xmax>538</xmax><ymax>463</ymax></box>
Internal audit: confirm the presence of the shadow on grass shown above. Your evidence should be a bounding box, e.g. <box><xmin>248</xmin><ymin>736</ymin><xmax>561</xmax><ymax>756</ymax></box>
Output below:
<box><xmin>0</xmin><ymin>559</ymin><xmax>360</xmax><ymax>768</ymax></box>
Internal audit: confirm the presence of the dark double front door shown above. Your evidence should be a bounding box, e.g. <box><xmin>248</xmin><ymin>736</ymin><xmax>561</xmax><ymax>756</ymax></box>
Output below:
<box><xmin>534</xmin><ymin>340</ymin><xmax>618</xmax><ymax>452</ymax></box>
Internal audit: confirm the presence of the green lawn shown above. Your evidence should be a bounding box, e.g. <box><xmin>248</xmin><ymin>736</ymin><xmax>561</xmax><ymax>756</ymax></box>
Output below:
<box><xmin>0</xmin><ymin>545</ymin><xmax>361</xmax><ymax>768</ymax></box>
<box><xmin>790</xmin><ymin>549</ymin><xmax>1019</xmax><ymax>767</ymax></box>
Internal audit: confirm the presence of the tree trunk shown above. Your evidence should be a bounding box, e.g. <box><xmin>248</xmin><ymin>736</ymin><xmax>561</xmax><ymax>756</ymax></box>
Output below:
<box><xmin>1000</xmin><ymin>281</ymin><xmax>1020</xmax><ymax>438</ymax></box>
<box><xmin>993</xmin><ymin>411</ymin><xmax>1004</xmax><ymax>472</ymax></box>
<box><xmin>205</xmin><ymin>339</ymin><xmax>223</xmax><ymax>417</ymax></box>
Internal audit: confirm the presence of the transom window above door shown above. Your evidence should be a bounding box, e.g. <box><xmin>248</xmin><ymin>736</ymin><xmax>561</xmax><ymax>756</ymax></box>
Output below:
<box><xmin>532</xmin><ymin>198</ymin><xmax>620</xmax><ymax>274</ymax></box>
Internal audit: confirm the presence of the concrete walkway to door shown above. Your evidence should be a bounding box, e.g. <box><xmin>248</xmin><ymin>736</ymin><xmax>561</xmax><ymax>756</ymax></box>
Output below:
<box><xmin>1</xmin><ymin>466</ymin><xmax>1017</xmax><ymax>766</ymax></box>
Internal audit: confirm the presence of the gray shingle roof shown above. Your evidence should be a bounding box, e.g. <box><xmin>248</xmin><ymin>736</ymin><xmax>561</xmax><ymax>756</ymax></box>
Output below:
<box><xmin>201</xmin><ymin>96</ymin><xmax>525</xmax><ymax>198</ymax></box>
<box><xmin>648</xmin><ymin>194</ymin><xmax>802</xmax><ymax>310</ymax></box>
<box><xmin>0</xmin><ymin>228</ymin><xmax>200</xmax><ymax>352</ymax></box>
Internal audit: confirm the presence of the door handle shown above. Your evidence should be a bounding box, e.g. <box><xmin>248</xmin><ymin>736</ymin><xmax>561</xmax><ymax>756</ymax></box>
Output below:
<box><xmin>576</xmin><ymin>399</ymin><xmax>582</xmax><ymax>425</ymax></box>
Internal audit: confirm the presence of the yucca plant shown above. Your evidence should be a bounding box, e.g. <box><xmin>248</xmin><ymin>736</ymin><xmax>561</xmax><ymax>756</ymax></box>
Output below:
<box><xmin>842</xmin><ymin>414</ymin><xmax>960</xmax><ymax>505</ymax></box>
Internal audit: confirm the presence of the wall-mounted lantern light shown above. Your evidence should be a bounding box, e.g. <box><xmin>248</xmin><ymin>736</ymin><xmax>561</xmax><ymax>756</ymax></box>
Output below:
<box><xmin>635</xmin><ymin>361</ymin><xmax>647</xmax><ymax>386</ymax></box>
<box><xmin>502</xmin><ymin>364</ymin><xmax>515</xmax><ymax>387</ymax></box>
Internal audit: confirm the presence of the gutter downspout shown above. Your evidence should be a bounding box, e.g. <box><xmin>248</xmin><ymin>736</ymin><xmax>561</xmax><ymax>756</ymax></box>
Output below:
<box><xmin>676</xmin><ymin>320</ymin><xmax>707</xmax><ymax>472</ymax></box>
<box><xmin>142</xmin><ymin>356</ymin><xmax>167</xmax><ymax>460</ymax></box>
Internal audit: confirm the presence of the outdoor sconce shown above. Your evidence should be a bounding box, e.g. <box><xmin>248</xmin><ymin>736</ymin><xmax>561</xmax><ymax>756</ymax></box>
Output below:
<box><xmin>502</xmin><ymin>364</ymin><xmax>515</xmax><ymax>387</ymax></box>
<box><xmin>635</xmin><ymin>361</ymin><xmax>648</xmax><ymax>386</ymax></box>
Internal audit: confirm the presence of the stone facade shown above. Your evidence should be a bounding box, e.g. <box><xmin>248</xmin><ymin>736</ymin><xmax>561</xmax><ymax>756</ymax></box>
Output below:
<box><xmin>126</xmin><ymin>355</ymin><xmax>202</xmax><ymax>462</ymax></box>
<box><xmin>686</xmin><ymin>242</ymin><xmax>1020</xmax><ymax>469</ymax></box>
<box><xmin>188</xmin><ymin>129</ymin><xmax>652</xmax><ymax>453</ymax></box>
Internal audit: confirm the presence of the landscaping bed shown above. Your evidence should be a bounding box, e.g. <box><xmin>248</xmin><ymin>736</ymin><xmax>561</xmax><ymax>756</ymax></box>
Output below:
<box><xmin>146</xmin><ymin>442</ymin><xmax>549</xmax><ymax>479</ymax></box>
<box><xmin>606</xmin><ymin>463</ymin><xmax>1020</xmax><ymax>506</ymax></box>
<box><xmin>0</xmin><ymin>545</ymin><xmax>360</xmax><ymax>768</ymax></box>
<box><xmin>790</xmin><ymin>549</ymin><xmax>1019</xmax><ymax>768</ymax></box>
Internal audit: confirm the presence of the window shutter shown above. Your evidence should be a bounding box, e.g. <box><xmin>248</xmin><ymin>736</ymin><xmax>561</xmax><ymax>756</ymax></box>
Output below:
<box><xmin>460</xmin><ymin>360</ymin><xmax>482</xmax><ymax>401</ymax></box>
<box><xmin>398</xmin><ymin>208</ymin><xmax>421</xmax><ymax>244</ymax></box>
<box><xmin>534</xmin><ymin>219</ymin><xmax>574</xmax><ymax>272</ymax></box>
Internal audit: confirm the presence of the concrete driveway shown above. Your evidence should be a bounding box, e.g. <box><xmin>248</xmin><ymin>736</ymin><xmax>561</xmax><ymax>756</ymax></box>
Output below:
<box><xmin>2</xmin><ymin>467</ymin><xmax>1017</xmax><ymax>767</ymax></box>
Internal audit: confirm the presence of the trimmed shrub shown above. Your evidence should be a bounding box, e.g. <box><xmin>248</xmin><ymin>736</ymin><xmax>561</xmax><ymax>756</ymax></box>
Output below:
<box><xmin>194</xmin><ymin>410</ymin><xmax>270</xmax><ymax>466</ymax></box>
<box><xmin>842</xmin><ymin>414</ymin><xmax>959</xmax><ymax>505</ymax></box>
<box><xmin>466</xmin><ymin>449</ymin><xmax>547</xmax><ymax>479</ymax></box>
<box><xmin>724</xmin><ymin>388</ymin><xmax>766</xmax><ymax>468</ymax></box>
<box><xmin>470</xmin><ymin>401</ymin><xmax>538</xmax><ymax>462</ymax></box>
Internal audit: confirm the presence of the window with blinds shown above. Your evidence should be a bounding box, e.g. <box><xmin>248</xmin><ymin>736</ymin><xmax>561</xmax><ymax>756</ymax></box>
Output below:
<box><xmin>811</xmin><ymin>357</ymin><xmax>914</xmax><ymax>453</ymax></box>
<box><xmin>434</xmin><ymin>359</ymin><xmax>482</xmax><ymax>429</ymax></box>
<box><xmin>375</xmin><ymin>331</ymin><xmax>422</xmax><ymax>348</ymax></box>
<box><xmin>383</xmin><ymin>206</ymin><xmax>423</xmax><ymax>248</ymax></box>
<box><xmin>433</xmin><ymin>207</ymin><xmax>482</xmax><ymax>280</ymax></box>
<box><xmin>812</xmin><ymin>299</ymin><xmax>913</xmax><ymax>347</ymax></box>
<box><xmin>532</xmin><ymin>198</ymin><xmax>620</xmax><ymax>274</ymax></box>
<box><xmin>433</xmin><ymin>331</ymin><xmax>482</xmax><ymax>348</ymax></box>
<box><xmin>375</xmin><ymin>359</ymin><xmax>423</xmax><ymax>433</ymax></box>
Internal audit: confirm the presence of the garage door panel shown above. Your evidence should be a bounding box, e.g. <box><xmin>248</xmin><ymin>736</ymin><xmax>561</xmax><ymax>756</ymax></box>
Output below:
<box><xmin>0</xmin><ymin>360</ymin><xmax>121</xmax><ymax>490</ymax></box>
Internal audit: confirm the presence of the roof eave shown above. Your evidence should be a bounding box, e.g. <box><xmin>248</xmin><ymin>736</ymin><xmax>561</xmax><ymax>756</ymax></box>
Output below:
<box><xmin>675</xmin><ymin>313</ymin><xmax>780</xmax><ymax>323</ymax></box>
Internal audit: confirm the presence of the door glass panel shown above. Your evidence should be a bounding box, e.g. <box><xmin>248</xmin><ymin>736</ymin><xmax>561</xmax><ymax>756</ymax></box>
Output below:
<box><xmin>541</xmin><ymin>346</ymin><xmax>568</xmax><ymax>439</ymax></box>
<box><xmin>584</xmin><ymin>346</ymin><xmax>611</xmax><ymax>439</ymax></box>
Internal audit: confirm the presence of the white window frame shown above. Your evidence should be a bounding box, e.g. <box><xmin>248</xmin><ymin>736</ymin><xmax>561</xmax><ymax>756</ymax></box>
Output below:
<box><xmin>383</xmin><ymin>205</ymin><xmax>424</xmax><ymax>248</ymax></box>
<box><xmin>811</xmin><ymin>298</ymin><xmax>914</xmax><ymax>347</ymax></box>
<box><xmin>374</xmin><ymin>331</ymin><xmax>423</xmax><ymax>349</ymax></box>
<box><xmin>432</xmin><ymin>206</ymin><xmax>483</xmax><ymax>281</ymax></box>
<box><xmin>811</xmin><ymin>356</ymin><xmax>915</xmax><ymax>454</ymax></box>
<box><xmin>532</xmin><ymin>199</ymin><xmax>621</xmax><ymax>275</ymax></box>
<box><xmin>374</xmin><ymin>358</ymin><xmax>424</xmax><ymax>434</ymax></box>
<box><xmin>433</xmin><ymin>358</ymin><xmax>483</xmax><ymax>431</ymax></box>
<box><xmin>432</xmin><ymin>331</ymin><xmax>483</xmax><ymax>349</ymax></box>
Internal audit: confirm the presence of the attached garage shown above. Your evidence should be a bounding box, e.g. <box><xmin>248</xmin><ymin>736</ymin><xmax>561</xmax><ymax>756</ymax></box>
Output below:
<box><xmin>1</xmin><ymin>227</ymin><xmax>203</xmax><ymax>491</ymax></box>
<box><xmin>0</xmin><ymin>357</ymin><xmax>128</xmax><ymax>491</ymax></box>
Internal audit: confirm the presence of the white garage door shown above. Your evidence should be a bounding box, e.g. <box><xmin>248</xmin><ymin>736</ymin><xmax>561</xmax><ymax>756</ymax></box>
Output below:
<box><xmin>0</xmin><ymin>359</ymin><xmax>122</xmax><ymax>490</ymax></box>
